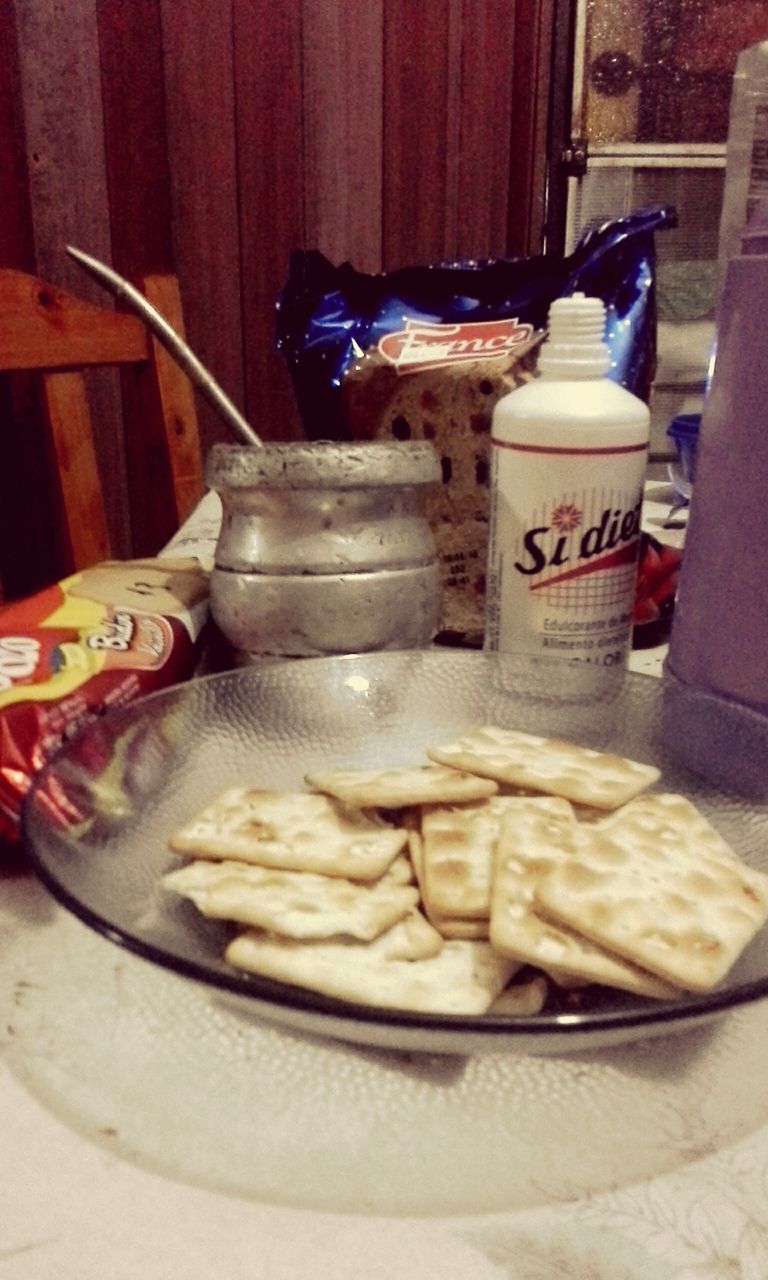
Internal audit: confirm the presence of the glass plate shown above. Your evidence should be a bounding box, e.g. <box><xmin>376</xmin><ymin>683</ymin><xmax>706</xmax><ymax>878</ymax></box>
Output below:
<box><xmin>22</xmin><ymin>649</ymin><xmax>768</xmax><ymax>1056</ymax></box>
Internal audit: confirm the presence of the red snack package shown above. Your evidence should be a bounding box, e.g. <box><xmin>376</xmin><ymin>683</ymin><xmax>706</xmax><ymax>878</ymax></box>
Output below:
<box><xmin>0</xmin><ymin>557</ymin><xmax>209</xmax><ymax>846</ymax></box>
<box><xmin>632</xmin><ymin>532</ymin><xmax>683</xmax><ymax>648</ymax></box>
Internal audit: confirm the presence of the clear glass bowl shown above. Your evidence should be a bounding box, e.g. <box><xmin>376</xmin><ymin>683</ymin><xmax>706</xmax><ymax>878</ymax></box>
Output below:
<box><xmin>22</xmin><ymin>649</ymin><xmax>768</xmax><ymax>1056</ymax></box>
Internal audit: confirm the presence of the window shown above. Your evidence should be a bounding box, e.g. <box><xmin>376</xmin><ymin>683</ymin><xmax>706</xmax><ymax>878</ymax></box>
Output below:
<box><xmin>563</xmin><ymin>0</ymin><xmax>768</xmax><ymax>455</ymax></box>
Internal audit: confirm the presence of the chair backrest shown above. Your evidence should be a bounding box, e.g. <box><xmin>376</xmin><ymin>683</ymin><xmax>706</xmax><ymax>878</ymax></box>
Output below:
<box><xmin>0</xmin><ymin>268</ymin><xmax>204</xmax><ymax>602</ymax></box>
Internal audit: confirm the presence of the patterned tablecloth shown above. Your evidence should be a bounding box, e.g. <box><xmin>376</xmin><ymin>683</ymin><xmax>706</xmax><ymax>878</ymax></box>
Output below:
<box><xmin>3</xmin><ymin>483</ymin><xmax>767</xmax><ymax>1280</ymax></box>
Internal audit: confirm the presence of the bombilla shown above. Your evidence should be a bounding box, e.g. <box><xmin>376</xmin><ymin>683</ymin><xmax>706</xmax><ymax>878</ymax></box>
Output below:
<box><xmin>66</xmin><ymin>244</ymin><xmax>262</xmax><ymax>448</ymax></box>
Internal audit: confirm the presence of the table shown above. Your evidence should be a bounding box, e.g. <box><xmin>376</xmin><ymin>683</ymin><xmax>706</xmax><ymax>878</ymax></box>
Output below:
<box><xmin>4</xmin><ymin>486</ymin><xmax>768</xmax><ymax>1279</ymax></box>
<box><xmin>4</xmin><ymin>863</ymin><xmax>768</xmax><ymax>1280</ymax></box>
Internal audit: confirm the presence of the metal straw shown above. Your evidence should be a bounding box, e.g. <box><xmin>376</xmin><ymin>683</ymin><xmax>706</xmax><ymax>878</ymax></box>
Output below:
<box><xmin>66</xmin><ymin>245</ymin><xmax>262</xmax><ymax>448</ymax></box>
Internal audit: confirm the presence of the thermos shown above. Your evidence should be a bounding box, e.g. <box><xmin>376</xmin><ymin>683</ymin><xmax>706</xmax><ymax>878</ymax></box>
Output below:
<box><xmin>664</xmin><ymin>42</ymin><xmax>768</xmax><ymax>795</ymax></box>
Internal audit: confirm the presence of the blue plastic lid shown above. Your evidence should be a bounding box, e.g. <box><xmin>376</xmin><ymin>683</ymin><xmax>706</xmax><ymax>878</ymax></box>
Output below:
<box><xmin>666</xmin><ymin>413</ymin><xmax>701</xmax><ymax>442</ymax></box>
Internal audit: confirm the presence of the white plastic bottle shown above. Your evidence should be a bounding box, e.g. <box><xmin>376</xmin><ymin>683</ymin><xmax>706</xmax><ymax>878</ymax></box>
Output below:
<box><xmin>484</xmin><ymin>293</ymin><xmax>650</xmax><ymax>669</ymax></box>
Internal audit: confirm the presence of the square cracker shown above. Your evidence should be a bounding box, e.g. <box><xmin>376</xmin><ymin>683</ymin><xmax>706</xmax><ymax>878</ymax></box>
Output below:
<box><xmin>225</xmin><ymin>915</ymin><xmax>517</xmax><ymax>1015</ymax></box>
<box><xmin>427</xmin><ymin>725</ymin><xmax>660</xmax><ymax>810</ymax></box>
<box><xmin>489</xmin><ymin>973</ymin><xmax>549</xmax><ymax>1016</ymax></box>
<box><xmin>305</xmin><ymin>763</ymin><xmax>498</xmax><ymax>808</ymax></box>
<box><xmin>430</xmin><ymin>917</ymin><xmax>490</xmax><ymax>940</ymax></box>
<box><xmin>534</xmin><ymin>793</ymin><xmax>768</xmax><ymax>993</ymax></box>
<box><xmin>168</xmin><ymin>787</ymin><xmax>406</xmax><ymax>880</ymax></box>
<box><xmin>490</xmin><ymin>797</ymin><xmax>679</xmax><ymax>998</ymax></box>
<box><xmin>405</xmin><ymin>818</ymin><xmax>489</xmax><ymax>939</ymax></box>
<box><xmin>421</xmin><ymin>795</ymin><xmax>542</xmax><ymax>921</ymax></box>
<box><xmin>162</xmin><ymin>854</ymin><xmax>418</xmax><ymax>942</ymax></box>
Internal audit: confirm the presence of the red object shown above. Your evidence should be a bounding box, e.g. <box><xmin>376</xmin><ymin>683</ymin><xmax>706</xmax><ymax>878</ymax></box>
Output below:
<box><xmin>633</xmin><ymin>535</ymin><xmax>682</xmax><ymax>642</ymax></box>
<box><xmin>0</xmin><ymin>571</ymin><xmax>207</xmax><ymax>846</ymax></box>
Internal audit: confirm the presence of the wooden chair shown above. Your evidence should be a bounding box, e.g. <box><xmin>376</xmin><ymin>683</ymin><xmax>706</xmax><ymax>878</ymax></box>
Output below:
<box><xmin>0</xmin><ymin>268</ymin><xmax>205</xmax><ymax>602</ymax></box>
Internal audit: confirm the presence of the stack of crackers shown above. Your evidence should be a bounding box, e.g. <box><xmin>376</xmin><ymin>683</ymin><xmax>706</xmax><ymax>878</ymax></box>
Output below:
<box><xmin>163</xmin><ymin>727</ymin><xmax>768</xmax><ymax>1018</ymax></box>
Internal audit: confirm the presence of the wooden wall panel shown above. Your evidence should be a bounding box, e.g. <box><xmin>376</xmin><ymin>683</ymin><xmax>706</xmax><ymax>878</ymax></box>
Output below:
<box><xmin>508</xmin><ymin>0</ymin><xmax>557</xmax><ymax>256</ymax></box>
<box><xmin>96</xmin><ymin>0</ymin><xmax>175</xmax><ymax>278</ymax></box>
<box><xmin>456</xmin><ymin>0</ymin><xmax>519</xmax><ymax>259</ymax></box>
<box><xmin>0</xmin><ymin>5</ymin><xmax>34</xmax><ymax>271</ymax></box>
<box><xmin>160</xmin><ymin>0</ymin><xmax>245</xmax><ymax>455</ymax></box>
<box><xmin>0</xmin><ymin>0</ymin><xmax>555</xmax><ymax>599</ymax></box>
<box><xmin>382</xmin><ymin>0</ymin><xmax>464</xmax><ymax>267</ymax></box>
<box><xmin>234</xmin><ymin>0</ymin><xmax>304</xmax><ymax>442</ymax></box>
<box><xmin>13</xmin><ymin>0</ymin><xmax>111</xmax><ymax>293</ymax></box>
<box><xmin>302</xmin><ymin>0</ymin><xmax>385</xmax><ymax>272</ymax></box>
<box><xmin>96</xmin><ymin>0</ymin><xmax>179</xmax><ymax>549</ymax></box>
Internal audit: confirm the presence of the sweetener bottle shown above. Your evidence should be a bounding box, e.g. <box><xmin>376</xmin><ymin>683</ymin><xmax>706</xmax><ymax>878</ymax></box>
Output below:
<box><xmin>484</xmin><ymin>293</ymin><xmax>650</xmax><ymax>668</ymax></box>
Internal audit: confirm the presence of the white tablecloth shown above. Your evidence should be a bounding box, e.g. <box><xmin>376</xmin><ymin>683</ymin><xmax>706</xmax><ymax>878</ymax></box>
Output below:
<box><xmin>3</xmin><ymin>872</ymin><xmax>768</xmax><ymax>1280</ymax></box>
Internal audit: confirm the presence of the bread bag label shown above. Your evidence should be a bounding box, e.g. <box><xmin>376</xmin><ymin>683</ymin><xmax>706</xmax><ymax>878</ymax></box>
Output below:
<box><xmin>378</xmin><ymin>317</ymin><xmax>534</xmax><ymax>374</ymax></box>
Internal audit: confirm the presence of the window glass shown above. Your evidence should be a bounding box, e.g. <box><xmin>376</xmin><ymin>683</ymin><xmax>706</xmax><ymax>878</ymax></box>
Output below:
<box><xmin>583</xmin><ymin>0</ymin><xmax>768</xmax><ymax>145</ymax></box>
<box><xmin>570</xmin><ymin>1</ymin><xmax>768</xmax><ymax>454</ymax></box>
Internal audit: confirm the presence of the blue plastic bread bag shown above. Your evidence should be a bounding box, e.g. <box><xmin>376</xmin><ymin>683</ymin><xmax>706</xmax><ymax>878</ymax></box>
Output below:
<box><xmin>276</xmin><ymin>206</ymin><xmax>675</xmax><ymax>642</ymax></box>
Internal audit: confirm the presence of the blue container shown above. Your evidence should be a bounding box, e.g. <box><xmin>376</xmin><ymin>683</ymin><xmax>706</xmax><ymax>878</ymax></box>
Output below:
<box><xmin>666</xmin><ymin>412</ymin><xmax>700</xmax><ymax>496</ymax></box>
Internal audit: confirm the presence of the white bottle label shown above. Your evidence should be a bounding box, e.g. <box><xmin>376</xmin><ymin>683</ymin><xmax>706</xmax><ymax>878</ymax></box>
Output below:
<box><xmin>485</xmin><ymin>440</ymin><xmax>646</xmax><ymax>666</ymax></box>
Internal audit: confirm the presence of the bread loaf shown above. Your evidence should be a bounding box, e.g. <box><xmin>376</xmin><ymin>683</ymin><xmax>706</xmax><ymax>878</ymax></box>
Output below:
<box><xmin>342</xmin><ymin>346</ymin><xmax>536</xmax><ymax>640</ymax></box>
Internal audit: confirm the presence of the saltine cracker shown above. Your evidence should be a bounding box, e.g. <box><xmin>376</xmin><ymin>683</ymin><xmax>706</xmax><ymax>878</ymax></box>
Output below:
<box><xmin>428</xmin><ymin>725</ymin><xmax>660</xmax><ymax>810</ymax></box>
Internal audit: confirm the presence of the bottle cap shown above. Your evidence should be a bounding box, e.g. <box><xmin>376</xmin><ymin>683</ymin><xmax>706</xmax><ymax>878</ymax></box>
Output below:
<box><xmin>538</xmin><ymin>292</ymin><xmax>611</xmax><ymax>378</ymax></box>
